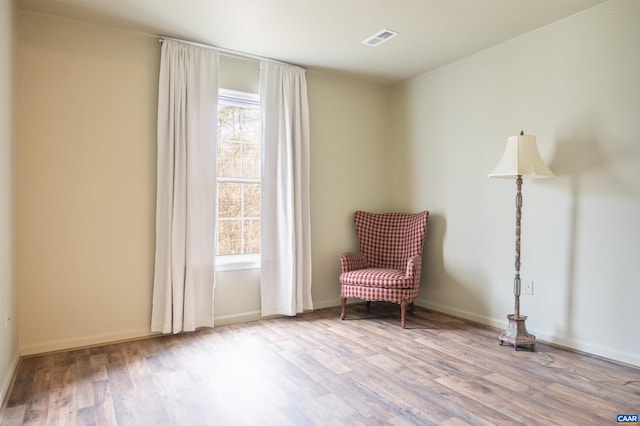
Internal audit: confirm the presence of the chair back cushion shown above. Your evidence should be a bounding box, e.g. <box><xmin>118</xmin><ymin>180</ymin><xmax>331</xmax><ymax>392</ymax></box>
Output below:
<box><xmin>354</xmin><ymin>211</ymin><xmax>429</xmax><ymax>270</ymax></box>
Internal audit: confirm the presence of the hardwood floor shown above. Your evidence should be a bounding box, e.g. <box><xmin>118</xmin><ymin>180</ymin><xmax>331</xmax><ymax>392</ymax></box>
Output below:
<box><xmin>2</xmin><ymin>304</ymin><xmax>639</xmax><ymax>425</ymax></box>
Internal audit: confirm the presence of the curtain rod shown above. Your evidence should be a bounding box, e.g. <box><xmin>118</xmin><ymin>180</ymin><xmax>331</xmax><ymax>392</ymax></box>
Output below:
<box><xmin>158</xmin><ymin>36</ymin><xmax>303</xmax><ymax>70</ymax></box>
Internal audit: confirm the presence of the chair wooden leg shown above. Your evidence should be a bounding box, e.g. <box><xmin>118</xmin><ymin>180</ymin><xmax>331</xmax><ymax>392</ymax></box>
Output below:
<box><xmin>340</xmin><ymin>297</ymin><xmax>346</xmax><ymax>320</ymax></box>
<box><xmin>400</xmin><ymin>300</ymin><xmax>407</xmax><ymax>328</ymax></box>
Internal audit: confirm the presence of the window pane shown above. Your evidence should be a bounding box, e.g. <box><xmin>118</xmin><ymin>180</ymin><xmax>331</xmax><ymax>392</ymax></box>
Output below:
<box><xmin>218</xmin><ymin>220</ymin><xmax>242</xmax><ymax>255</ymax></box>
<box><xmin>240</xmin><ymin>108</ymin><xmax>261</xmax><ymax>142</ymax></box>
<box><xmin>244</xmin><ymin>183</ymin><xmax>260</xmax><ymax>217</ymax></box>
<box><xmin>243</xmin><ymin>219</ymin><xmax>261</xmax><ymax>254</ymax></box>
<box><xmin>217</xmin><ymin>140</ymin><xmax>241</xmax><ymax>178</ymax></box>
<box><xmin>242</xmin><ymin>144</ymin><xmax>260</xmax><ymax>179</ymax></box>
<box><xmin>219</xmin><ymin>107</ymin><xmax>237</xmax><ymax>141</ymax></box>
<box><xmin>218</xmin><ymin>182</ymin><xmax>242</xmax><ymax>217</ymax></box>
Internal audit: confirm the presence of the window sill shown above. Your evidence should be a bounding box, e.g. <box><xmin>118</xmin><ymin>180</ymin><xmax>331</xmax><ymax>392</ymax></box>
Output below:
<box><xmin>216</xmin><ymin>254</ymin><xmax>260</xmax><ymax>272</ymax></box>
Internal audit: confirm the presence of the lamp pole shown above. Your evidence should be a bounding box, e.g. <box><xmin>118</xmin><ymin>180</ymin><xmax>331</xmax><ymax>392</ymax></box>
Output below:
<box><xmin>499</xmin><ymin>175</ymin><xmax>536</xmax><ymax>350</ymax></box>
<box><xmin>514</xmin><ymin>175</ymin><xmax>522</xmax><ymax>317</ymax></box>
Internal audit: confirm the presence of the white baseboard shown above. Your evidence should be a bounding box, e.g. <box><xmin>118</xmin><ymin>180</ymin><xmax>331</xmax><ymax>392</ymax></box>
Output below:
<box><xmin>416</xmin><ymin>300</ymin><xmax>506</xmax><ymax>328</ymax></box>
<box><xmin>19</xmin><ymin>302</ymin><xmax>344</xmax><ymax>356</ymax></box>
<box><xmin>312</xmin><ymin>298</ymin><xmax>342</xmax><ymax>310</ymax></box>
<box><xmin>20</xmin><ymin>328</ymin><xmax>151</xmax><ymax>356</ymax></box>
<box><xmin>415</xmin><ymin>300</ymin><xmax>640</xmax><ymax>368</ymax></box>
<box><xmin>214</xmin><ymin>310</ymin><xmax>263</xmax><ymax>326</ymax></box>
<box><xmin>213</xmin><ymin>299</ymin><xmax>345</xmax><ymax>326</ymax></box>
<box><xmin>527</xmin><ymin>330</ymin><xmax>640</xmax><ymax>368</ymax></box>
<box><xmin>0</xmin><ymin>349</ymin><xmax>20</xmax><ymax>409</ymax></box>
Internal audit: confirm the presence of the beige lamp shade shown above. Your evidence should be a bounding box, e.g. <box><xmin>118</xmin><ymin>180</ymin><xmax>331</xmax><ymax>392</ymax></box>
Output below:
<box><xmin>488</xmin><ymin>134</ymin><xmax>554</xmax><ymax>179</ymax></box>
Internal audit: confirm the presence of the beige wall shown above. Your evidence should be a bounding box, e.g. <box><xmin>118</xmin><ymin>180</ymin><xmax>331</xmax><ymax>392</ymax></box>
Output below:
<box><xmin>17</xmin><ymin>11</ymin><xmax>390</xmax><ymax>353</ymax></box>
<box><xmin>307</xmin><ymin>71</ymin><xmax>390</xmax><ymax>306</ymax></box>
<box><xmin>0</xmin><ymin>0</ymin><xmax>19</xmax><ymax>403</ymax></box>
<box><xmin>390</xmin><ymin>0</ymin><xmax>640</xmax><ymax>366</ymax></box>
<box><xmin>18</xmin><ymin>12</ymin><xmax>159</xmax><ymax>354</ymax></box>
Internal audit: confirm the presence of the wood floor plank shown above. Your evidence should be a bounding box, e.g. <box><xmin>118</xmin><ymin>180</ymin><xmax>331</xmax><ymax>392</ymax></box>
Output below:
<box><xmin>91</xmin><ymin>380</ymin><xmax>117</xmax><ymax>426</ymax></box>
<box><xmin>5</xmin><ymin>359</ymin><xmax>35</xmax><ymax>408</ymax></box>
<box><xmin>75</xmin><ymin>405</ymin><xmax>97</xmax><ymax>426</ymax></box>
<box><xmin>74</xmin><ymin>355</ymin><xmax>94</xmax><ymax>411</ymax></box>
<box><xmin>2</xmin><ymin>304</ymin><xmax>639</xmax><ymax>425</ymax></box>
<box><xmin>435</xmin><ymin>375</ymin><xmax>556</xmax><ymax>425</ymax></box>
<box><xmin>21</xmin><ymin>358</ymin><xmax>53</xmax><ymax>425</ymax></box>
<box><xmin>0</xmin><ymin>404</ymin><xmax>26</xmax><ymax>426</ymax></box>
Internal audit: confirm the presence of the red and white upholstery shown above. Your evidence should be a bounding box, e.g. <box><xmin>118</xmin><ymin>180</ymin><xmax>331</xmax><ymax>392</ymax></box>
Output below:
<box><xmin>340</xmin><ymin>210</ymin><xmax>429</xmax><ymax>328</ymax></box>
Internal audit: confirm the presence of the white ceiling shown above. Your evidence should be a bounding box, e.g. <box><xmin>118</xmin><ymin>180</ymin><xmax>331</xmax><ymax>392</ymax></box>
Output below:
<box><xmin>17</xmin><ymin>0</ymin><xmax>606</xmax><ymax>85</ymax></box>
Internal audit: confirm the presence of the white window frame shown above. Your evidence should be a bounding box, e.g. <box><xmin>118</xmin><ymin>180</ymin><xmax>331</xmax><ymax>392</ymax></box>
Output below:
<box><xmin>216</xmin><ymin>88</ymin><xmax>261</xmax><ymax>271</ymax></box>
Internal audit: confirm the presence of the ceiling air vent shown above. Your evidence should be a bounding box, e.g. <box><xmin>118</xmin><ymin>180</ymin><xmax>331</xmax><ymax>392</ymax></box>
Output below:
<box><xmin>362</xmin><ymin>28</ymin><xmax>399</xmax><ymax>47</ymax></box>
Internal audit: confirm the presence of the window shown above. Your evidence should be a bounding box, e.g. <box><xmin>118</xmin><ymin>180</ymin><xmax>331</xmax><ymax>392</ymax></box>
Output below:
<box><xmin>216</xmin><ymin>89</ymin><xmax>261</xmax><ymax>270</ymax></box>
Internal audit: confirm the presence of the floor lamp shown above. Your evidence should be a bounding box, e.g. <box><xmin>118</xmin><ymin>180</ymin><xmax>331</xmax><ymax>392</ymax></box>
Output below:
<box><xmin>489</xmin><ymin>131</ymin><xmax>554</xmax><ymax>351</ymax></box>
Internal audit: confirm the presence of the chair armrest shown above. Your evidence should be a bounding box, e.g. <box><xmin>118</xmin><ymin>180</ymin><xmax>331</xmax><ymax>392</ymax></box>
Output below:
<box><xmin>405</xmin><ymin>255</ymin><xmax>422</xmax><ymax>279</ymax></box>
<box><xmin>340</xmin><ymin>252</ymin><xmax>368</xmax><ymax>273</ymax></box>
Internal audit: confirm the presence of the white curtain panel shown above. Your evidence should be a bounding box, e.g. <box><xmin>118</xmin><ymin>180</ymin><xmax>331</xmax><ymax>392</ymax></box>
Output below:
<box><xmin>260</xmin><ymin>61</ymin><xmax>313</xmax><ymax>316</ymax></box>
<box><xmin>151</xmin><ymin>40</ymin><xmax>219</xmax><ymax>333</ymax></box>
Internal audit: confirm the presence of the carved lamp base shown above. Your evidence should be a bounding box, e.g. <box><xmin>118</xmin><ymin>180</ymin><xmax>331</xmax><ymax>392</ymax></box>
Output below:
<box><xmin>499</xmin><ymin>314</ymin><xmax>536</xmax><ymax>351</ymax></box>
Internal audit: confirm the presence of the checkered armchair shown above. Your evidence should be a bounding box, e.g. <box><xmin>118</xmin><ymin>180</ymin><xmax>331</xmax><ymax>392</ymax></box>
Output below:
<box><xmin>340</xmin><ymin>211</ymin><xmax>429</xmax><ymax>328</ymax></box>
